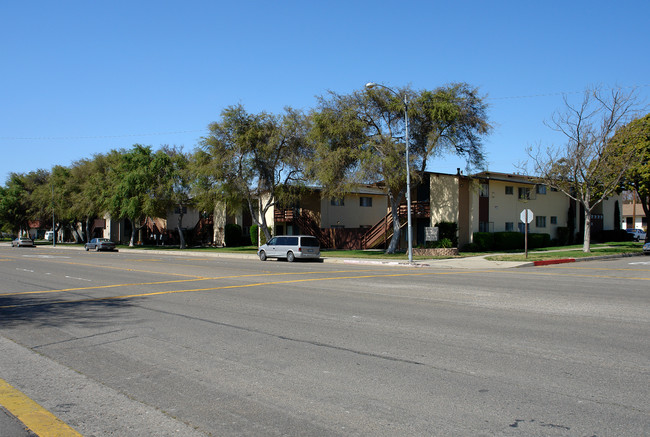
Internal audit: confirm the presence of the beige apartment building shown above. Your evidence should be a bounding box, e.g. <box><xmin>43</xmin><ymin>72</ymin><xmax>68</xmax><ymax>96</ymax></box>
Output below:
<box><xmin>429</xmin><ymin>171</ymin><xmax>621</xmax><ymax>248</ymax></box>
<box><xmin>210</xmin><ymin>171</ymin><xmax>624</xmax><ymax>249</ymax></box>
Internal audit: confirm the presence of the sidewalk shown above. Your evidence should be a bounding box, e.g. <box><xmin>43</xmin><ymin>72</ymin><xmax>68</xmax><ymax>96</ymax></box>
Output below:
<box><xmin>3</xmin><ymin>242</ymin><xmax>643</xmax><ymax>269</ymax></box>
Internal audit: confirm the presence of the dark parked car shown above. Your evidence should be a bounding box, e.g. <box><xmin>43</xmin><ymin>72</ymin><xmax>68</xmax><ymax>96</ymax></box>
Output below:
<box><xmin>11</xmin><ymin>236</ymin><xmax>35</xmax><ymax>247</ymax></box>
<box><xmin>85</xmin><ymin>238</ymin><xmax>117</xmax><ymax>252</ymax></box>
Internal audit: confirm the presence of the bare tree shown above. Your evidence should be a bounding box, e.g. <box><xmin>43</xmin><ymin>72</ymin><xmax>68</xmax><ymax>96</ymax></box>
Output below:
<box><xmin>528</xmin><ymin>87</ymin><xmax>642</xmax><ymax>252</ymax></box>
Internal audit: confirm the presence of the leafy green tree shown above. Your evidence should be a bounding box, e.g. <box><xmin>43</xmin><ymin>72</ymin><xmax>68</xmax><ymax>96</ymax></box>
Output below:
<box><xmin>528</xmin><ymin>87</ymin><xmax>642</xmax><ymax>252</ymax></box>
<box><xmin>197</xmin><ymin>105</ymin><xmax>311</xmax><ymax>241</ymax></box>
<box><xmin>67</xmin><ymin>157</ymin><xmax>111</xmax><ymax>242</ymax></box>
<box><xmin>160</xmin><ymin>146</ymin><xmax>194</xmax><ymax>249</ymax></box>
<box><xmin>0</xmin><ymin>173</ymin><xmax>31</xmax><ymax>235</ymax></box>
<box><xmin>310</xmin><ymin>83</ymin><xmax>490</xmax><ymax>253</ymax></box>
<box><xmin>0</xmin><ymin>170</ymin><xmax>50</xmax><ymax>236</ymax></box>
<box><xmin>30</xmin><ymin>165</ymin><xmax>84</xmax><ymax>242</ymax></box>
<box><xmin>610</xmin><ymin>113</ymin><xmax>650</xmax><ymax>241</ymax></box>
<box><xmin>105</xmin><ymin>145</ymin><xmax>173</xmax><ymax>246</ymax></box>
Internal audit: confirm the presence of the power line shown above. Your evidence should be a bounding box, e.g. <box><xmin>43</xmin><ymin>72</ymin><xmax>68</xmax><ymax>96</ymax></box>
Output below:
<box><xmin>487</xmin><ymin>83</ymin><xmax>650</xmax><ymax>101</ymax></box>
<box><xmin>1</xmin><ymin>84</ymin><xmax>648</xmax><ymax>140</ymax></box>
<box><xmin>0</xmin><ymin>129</ymin><xmax>207</xmax><ymax>141</ymax></box>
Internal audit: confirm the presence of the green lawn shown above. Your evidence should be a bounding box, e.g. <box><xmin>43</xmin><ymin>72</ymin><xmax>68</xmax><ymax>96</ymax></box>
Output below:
<box><xmin>48</xmin><ymin>240</ymin><xmax>645</xmax><ymax>262</ymax></box>
<box><xmin>485</xmin><ymin>242</ymin><xmax>644</xmax><ymax>262</ymax></box>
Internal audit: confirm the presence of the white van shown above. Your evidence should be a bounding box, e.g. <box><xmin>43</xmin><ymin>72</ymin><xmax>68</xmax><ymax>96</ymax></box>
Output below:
<box><xmin>44</xmin><ymin>231</ymin><xmax>54</xmax><ymax>241</ymax></box>
<box><xmin>258</xmin><ymin>235</ymin><xmax>321</xmax><ymax>262</ymax></box>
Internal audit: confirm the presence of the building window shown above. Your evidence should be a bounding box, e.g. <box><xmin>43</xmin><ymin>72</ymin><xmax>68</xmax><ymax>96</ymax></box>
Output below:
<box><xmin>505</xmin><ymin>186</ymin><xmax>513</xmax><ymax>195</ymax></box>
<box><xmin>479</xmin><ymin>221</ymin><xmax>491</xmax><ymax>232</ymax></box>
<box><xmin>330</xmin><ymin>198</ymin><xmax>345</xmax><ymax>206</ymax></box>
<box><xmin>550</xmin><ymin>187</ymin><xmax>558</xmax><ymax>192</ymax></box>
<box><xmin>550</xmin><ymin>216</ymin><xmax>557</xmax><ymax>225</ymax></box>
<box><xmin>505</xmin><ymin>222</ymin><xmax>514</xmax><ymax>231</ymax></box>
<box><xmin>479</xmin><ymin>183</ymin><xmax>489</xmax><ymax>198</ymax></box>
<box><xmin>359</xmin><ymin>197</ymin><xmax>372</xmax><ymax>207</ymax></box>
<box><xmin>174</xmin><ymin>206</ymin><xmax>187</xmax><ymax>214</ymax></box>
<box><xmin>518</xmin><ymin>187</ymin><xmax>531</xmax><ymax>200</ymax></box>
<box><xmin>536</xmin><ymin>184</ymin><xmax>547</xmax><ymax>195</ymax></box>
<box><xmin>536</xmin><ymin>216</ymin><xmax>547</xmax><ymax>228</ymax></box>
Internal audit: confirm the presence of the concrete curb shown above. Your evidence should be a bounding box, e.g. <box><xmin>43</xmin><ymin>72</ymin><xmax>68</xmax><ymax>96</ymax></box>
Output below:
<box><xmin>530</xmin><ymin>252</ymin><xmax>645</xmax><ymax>267</ymax></box>
<box><xmin>4</xmin><ymin>242</ymin><xmax>644</xmax><ymax>269</ymax></box>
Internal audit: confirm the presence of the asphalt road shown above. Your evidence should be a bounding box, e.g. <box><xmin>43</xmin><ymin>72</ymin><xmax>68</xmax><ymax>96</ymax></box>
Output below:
<box><xmin>0</xmin><ymin>245</ymin><xmax>648</xmax><ymax>436</ymax></box>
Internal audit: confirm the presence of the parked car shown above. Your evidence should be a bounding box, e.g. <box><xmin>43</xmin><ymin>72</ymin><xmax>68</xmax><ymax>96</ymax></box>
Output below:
<box><xmin>626</xmin><ymin>228</ymin><xmax>647</xmax><ymax>242</ymax></box>
<box><xmin>644</xmin><ymin>241</ymin><xmax>650</xmax><ymax>255</ymax></box>
<box><xmin>11</xmin><ymin>236</ymin><xmax>35</xmax><ymax>247</ymax></box>
<box><xmin>257</xmin><ymin>235</ymin><xmax>320</xmax><ymax>262</ymax></box>
<box><xmin>85</xmin><ymin>238</ymin><xmax>117</xmax><ymax>252</ymax></box>
<box><xmin>44</xmin><ymin>231</ymin><xmax>54</xmax><ymax>241</ymax></box>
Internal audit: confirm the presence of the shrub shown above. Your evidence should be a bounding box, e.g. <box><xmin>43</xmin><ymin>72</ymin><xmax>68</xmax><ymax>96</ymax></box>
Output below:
<box><xmin>424</xmin><ymin>238</ymin><xmax>453</xmax><ymax>249</ymax></box>
<box><xmin>555</xmin><ymin>227</ymin><xmax>570</xmax><ymax>246</ymax></box>
<box><xmin>461</xmin><ymin>242</ymin><xmax>480</xmax><ymax>252</ymax></box>
<box><xmin>249</xmin><ymin>224</ymin><xmax>271</xmax><ymax>246</ymax></box>
<box><xmin>493</xmin><ymin>232</ymin><xmax>524</xmax><ymax>251</ymax></box>
<box><xmin>435</xmin><ymin>221</ymin><xmax>458</xmax><ymax>247</ymax></box>
<box><xmin>224</xmin><ymin>223</ymin><xmax>242</xmax><ymax>247</ymax></box>
<box><xmin>472</xmin><ymin>232</ymin><xmax>494</xmax><ymax>251</ymax></box>
<box><xmin>595</xmin><ymin>229</ymin><xmax>631</xmax><ymax>242</ymax></box>
<box><xmin>528</xmin><ymin>233</ymin><xmax>551</xmax><ymax>249</ymax></box>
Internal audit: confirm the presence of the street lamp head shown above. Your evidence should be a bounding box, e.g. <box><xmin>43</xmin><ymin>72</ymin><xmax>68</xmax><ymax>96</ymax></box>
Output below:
<box><xmin>365</xmin><ymin>82</ymin><xmax>377</xmax><ymax>89</ymax></box>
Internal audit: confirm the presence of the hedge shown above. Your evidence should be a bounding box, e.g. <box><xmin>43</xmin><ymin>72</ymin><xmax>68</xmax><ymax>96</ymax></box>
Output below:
<box><xmin>224</xmin><ymin>223</ymin><xmax>242</xmax><ymax>247</ymax></box>
<box><xmin>471</xmin><ymin>231</ymin><xmax>552</xmax><ymax>251</ymax></box>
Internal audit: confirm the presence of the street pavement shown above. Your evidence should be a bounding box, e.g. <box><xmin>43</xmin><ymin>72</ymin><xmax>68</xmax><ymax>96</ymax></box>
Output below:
<box><xmin>0</xmin><ymin>242</ymin><xmax>646</xmax><ymax>435</ymax></box>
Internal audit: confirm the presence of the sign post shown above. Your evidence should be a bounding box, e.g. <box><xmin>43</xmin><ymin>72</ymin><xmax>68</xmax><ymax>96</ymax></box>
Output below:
<box><xmin>520</xmin><ymin>209</ymin><xmax>534</xmax><ymax>258</ymax></box>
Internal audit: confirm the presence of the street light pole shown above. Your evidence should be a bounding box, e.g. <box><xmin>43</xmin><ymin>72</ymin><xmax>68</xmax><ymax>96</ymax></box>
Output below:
<box><xmin>365</xmin><ymin>82</ymin><xmax>413</xmax><ymax>263</ymax></box>
<box><xmin>52</xmin><ymin>184</ymin><xmax>56</xmax><ymax>247</ymax></box>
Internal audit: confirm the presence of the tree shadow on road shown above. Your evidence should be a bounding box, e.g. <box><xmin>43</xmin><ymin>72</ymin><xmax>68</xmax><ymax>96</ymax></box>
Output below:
<box><xmin>0</xmin><ymin>294</ymin><xmax>134</xmax><ymax>329</ymax></box>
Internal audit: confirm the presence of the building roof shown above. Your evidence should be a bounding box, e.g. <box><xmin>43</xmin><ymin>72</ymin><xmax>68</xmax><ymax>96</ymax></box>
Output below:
<box><xmin>621</xmin><ymin>203</ymin><xmax>646</xmax><ymax>217</ymax></box>
<box><xmin>471</xmin><ymin>171</ymin><xmax>538</xmax><ymax>185</ymax></box>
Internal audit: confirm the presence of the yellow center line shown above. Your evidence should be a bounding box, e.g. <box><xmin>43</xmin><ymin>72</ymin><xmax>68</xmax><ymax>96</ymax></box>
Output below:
<box><xmin>0</xmin><ymin>254</ymin><xmax>207</xmax><ymax>278</ymax></box>
<box><xmin>0</xmin><ymin>378</ymin><xmax>82</xmax><ymax>437</ymax></box>
<box><xmin>0</xmin><ymin>269</ymin><xmax>395</xmax><ymax>297</ymax></box>
<box><xmin>1</xmin><ymin>270</ymin><xmax>493</xmax><ymax>309</ymax></box>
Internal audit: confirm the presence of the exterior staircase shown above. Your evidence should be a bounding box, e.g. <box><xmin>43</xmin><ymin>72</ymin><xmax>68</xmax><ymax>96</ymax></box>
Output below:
<box><xmin>362</xmin><ymin>201</ymin><xmax>430</xmax><ymax>249</ymax></box>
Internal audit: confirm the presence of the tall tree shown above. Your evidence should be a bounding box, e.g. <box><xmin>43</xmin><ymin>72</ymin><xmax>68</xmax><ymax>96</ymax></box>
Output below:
<box><xmin>0</xmin><ymin>173</ymin><xmax>33</xmax><ymax>235</ymax></box>
<box><xmin>197</xmin><ymin>105</ymin><xmax>311</xmax><ymax>242</ymax></box>
<box><xmin>160</xmin><ymin>146</ymin><xmax>193</xmax><ymax>249</ymax></box>
<box><xmin>34</xmin><ymin>166</ymin><xmax>78</xmax><ymax>241</ymax></box>
<box><xmin>609</xmin><ymin>113</ymin><xmax>650</xmax><ymax>241</ymax></box>
<box><xmin>527</xmin><ymin>87</ymin><xmax>642</xmax><ymax>252</ymax></box>
<box><xmin>105</xmin><ymin>145</ymin><xmax>173</xmax><ymax>246</ymax></box>
<box><xmin>310</xmin><ymin>84</ymin><xmax>490</xmax><ymax>253</ymax></box>
<box><xmin>69</xmin><ymin>157</ymin><xmax>109</xmax><ymax>242</ymax></box>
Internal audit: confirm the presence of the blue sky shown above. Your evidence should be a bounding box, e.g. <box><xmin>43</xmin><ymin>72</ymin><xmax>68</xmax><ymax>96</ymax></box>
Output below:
<box><xmin>1</xmin><ymin>0</ymin><xmax>648</xmax><ymax>184</ymax></box>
